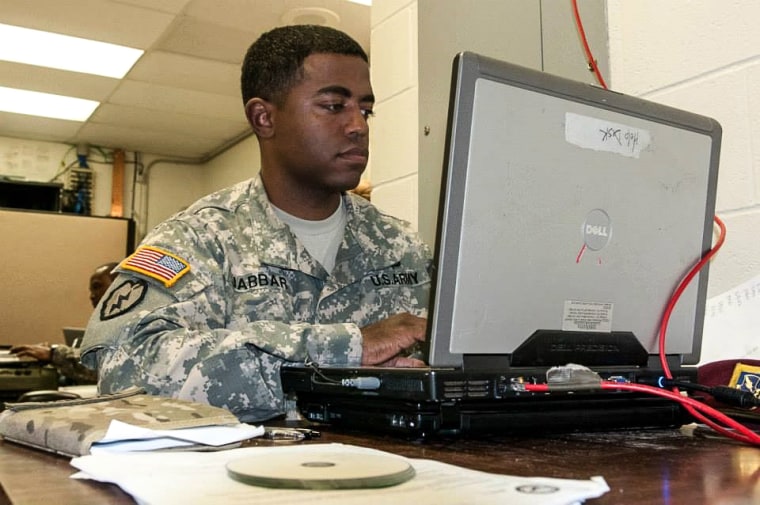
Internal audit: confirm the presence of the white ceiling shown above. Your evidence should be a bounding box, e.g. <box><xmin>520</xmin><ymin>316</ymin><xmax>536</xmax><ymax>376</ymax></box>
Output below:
<box><xmin>0</xmin><ymin>0</ymin><xmax>370</xmax><ymax>159</ymax></box>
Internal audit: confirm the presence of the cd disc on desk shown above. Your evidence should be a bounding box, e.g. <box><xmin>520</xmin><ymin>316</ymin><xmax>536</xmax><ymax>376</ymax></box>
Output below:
<box><xmin>226</xmin><ymin>450</ymin><xmax>415</xmax><ymax>490</ymax></box>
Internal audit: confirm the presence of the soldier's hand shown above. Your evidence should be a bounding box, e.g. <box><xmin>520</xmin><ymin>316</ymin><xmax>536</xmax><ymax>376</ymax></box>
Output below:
<box><xmin>360</xmin><ymin>313</ymin><xmax>427</xmax><ymax>367</ymax></box>
<box><xmin>9</xmin><ymin>344</ymin><xmax>53</xmax><ymax>363</ymax></box>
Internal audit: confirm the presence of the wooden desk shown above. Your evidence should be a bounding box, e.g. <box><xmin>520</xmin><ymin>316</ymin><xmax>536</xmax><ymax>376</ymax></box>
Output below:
<box><xmin>1</xmin><ymin>426</ymin><xmax>758</xmax><ymax>504</ymax></box>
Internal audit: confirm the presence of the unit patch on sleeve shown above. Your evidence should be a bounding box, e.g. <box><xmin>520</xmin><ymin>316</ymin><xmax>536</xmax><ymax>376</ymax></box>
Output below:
<box><xmin>100</xmin><ymin>279</ymin><xmax>147</xmax><ymax>320</ymax></box>
<box><xmin>121</xmin><ymin>246</ymin><xmax>190</xmax><ymax>287</ymax></box>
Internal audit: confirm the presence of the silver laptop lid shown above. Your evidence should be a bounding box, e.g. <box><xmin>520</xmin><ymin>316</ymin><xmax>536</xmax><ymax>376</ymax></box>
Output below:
<box><xmin>428</xmin><ymin>52</ymin><xmax>721</xmax><ymax>368</ymax></box>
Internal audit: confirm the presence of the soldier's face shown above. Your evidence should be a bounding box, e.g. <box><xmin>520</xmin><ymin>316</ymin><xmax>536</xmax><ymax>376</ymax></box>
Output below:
<box><xmin>270</xmin><ymin>53</ymin><xmax>374</xmax><ymax>194</ymax></box>
<box><xmin>89</xmin><ymin>271</ymin><xmax>114</xmax><ymax>307</ymax></box>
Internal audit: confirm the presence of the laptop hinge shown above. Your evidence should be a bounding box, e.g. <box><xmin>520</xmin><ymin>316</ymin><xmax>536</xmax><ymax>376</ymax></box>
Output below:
<box><xmin>462</xmin><ymin>354</ymin><xmax>511</xmax><ymax>372</ymax></box>
<box><xmin>649</xmin><ymin>354</ymin><xmax>688</xmax><ymax>373</ymax></box>
<box><xmin>510</xmin><ymin>330</ymin><xmax>649</xmax><ymax>368</ymax></box>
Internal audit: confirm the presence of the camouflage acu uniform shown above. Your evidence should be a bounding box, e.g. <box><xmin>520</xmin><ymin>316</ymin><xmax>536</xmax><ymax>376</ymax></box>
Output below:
<box><xmin>0</xmin><ymin>386</ymin><xmax>239</xmax><ymax>457</ymax></box>
<box><xmin>51</xmin><ymin>345</ymin><xmax>98</xmax><ymax>385</ymax></box>
<box><xmin>81</xmin><ymin>176</ymin><xmax>432</xmax><ymax>422</ymax></box>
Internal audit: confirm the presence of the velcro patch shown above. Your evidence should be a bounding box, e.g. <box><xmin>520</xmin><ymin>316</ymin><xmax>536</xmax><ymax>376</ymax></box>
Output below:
<box><xmin>101</xmin><ymin>279</ymin><xmax>147</xmax><ymax>320</ymax></box>
<box><xmin>121</xmin><ymin>246</ymin><xmax>190</xmax><ymax>287</ymax></box>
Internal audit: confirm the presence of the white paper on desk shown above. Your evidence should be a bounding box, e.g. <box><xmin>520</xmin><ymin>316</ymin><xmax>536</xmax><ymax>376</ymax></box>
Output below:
<box><xmin>700</xmin><ymin>273</ymin><xmax>760</xmax><ymax>364</ymax></box>
<box><xmin>89</xmin><ymin>420</ymin><xmax>264</xmax><ymax>454</ymax></box>
<box><xmin>71</xmin><ymin>443</ymin><xmax>609</xmax><ymax>505</ymax></box>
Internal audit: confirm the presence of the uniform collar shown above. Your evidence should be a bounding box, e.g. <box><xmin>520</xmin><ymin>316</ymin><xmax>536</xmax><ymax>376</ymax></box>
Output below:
<box><xmin>248</xmin><ymin>175</ymin><xmax>404</xmax><ymax>278</ymax></box>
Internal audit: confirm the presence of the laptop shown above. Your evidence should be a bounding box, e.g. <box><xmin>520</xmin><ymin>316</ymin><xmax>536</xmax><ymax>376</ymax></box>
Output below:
<box><xmin>281</xmin><ymin>52</ymin><xmax>722</xmax><ymax>437</ymax></box>
<box><xmin>0</xmin><ymin>348</ymin><xmax>35</xmax><ymax>365</ymax></box>
<box><xmin>62</xmin><ymin>327</ymin><xmax>86</xmax><ymax>348</ymax></box>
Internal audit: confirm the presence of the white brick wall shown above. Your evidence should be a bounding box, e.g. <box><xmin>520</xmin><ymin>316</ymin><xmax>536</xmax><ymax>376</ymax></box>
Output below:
<box><xmin>368</xmin><ymin>0</ymin><xmax>420</xmax><ymax>229</ymax></box>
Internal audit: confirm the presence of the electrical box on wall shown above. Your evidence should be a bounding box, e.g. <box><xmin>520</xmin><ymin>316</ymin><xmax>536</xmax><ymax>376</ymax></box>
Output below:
<box><xmin>0</xmin><ymin>179</ymin><xmax>62</xmax><ymax>211</ymax></box>
<box><xmin>63</xmin><ymin>168</ymin><xmax>94</xmax><ymax>215</ymax></box>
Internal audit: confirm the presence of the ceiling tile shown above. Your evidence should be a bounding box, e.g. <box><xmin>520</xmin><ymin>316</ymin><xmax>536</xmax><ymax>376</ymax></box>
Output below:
<box><xmin>183</xmin><ymin>0</ymin><xmax>284</xmax><ymax>34</ymax></box>
<box><xmin>91</xmin><ymin>103</ymin><xmax>248</xmax><ymax>138</ymax></box>
<box><xmin>0</xmin><ymin>112</ymin><xmax>84</xmax><ymax>142</ymax></box>
<box><xmin>127</xmin><ymin>51</ymin><xmax>240</xmax><ymax>97</ymax></box>
<box><xmin>1</xmin><ymin>0</ymin><xmax>179</xmax><ymax>48</ymax></box>
<box><xmin>110</xmin><ymin>0</ymin><xmax>191</xmax><ymax>15</ymax></box>
<box><xmin>74</xmin><ymin>121</ymin><xmax>231</xmax><ymax>158</ymax></box>
<box><xmin>155</xmin><ymin>16</ymin><xmax>258</xmax><ymax>64</ymax></box>
<box><xmin>0</xmin><ymin>61</ymin><xmax>119</xmax><ymax>101</ymax></box>
<box><xmin>181</xmin><ymin>0</ymin><xmax>369</xmax><ymax>49</ymax></box>
<box><xmin>108</xmin><ymin>81</ymin><xmax>242</xmax><ymax>120</ymax></box>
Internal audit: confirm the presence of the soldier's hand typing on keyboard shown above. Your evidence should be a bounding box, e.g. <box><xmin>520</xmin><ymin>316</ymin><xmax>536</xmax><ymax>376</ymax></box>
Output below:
<box><xmin>360</xmin><ymin>313</ymin><xmax>427</xmax><ymax>367</ymax></box>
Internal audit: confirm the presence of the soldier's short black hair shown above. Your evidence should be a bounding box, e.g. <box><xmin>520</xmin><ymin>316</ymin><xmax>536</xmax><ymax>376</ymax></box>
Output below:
<box><xmin>241</xmin><ymin>24</ymin><xmax>368</xmax><ymax>106</ymax></box>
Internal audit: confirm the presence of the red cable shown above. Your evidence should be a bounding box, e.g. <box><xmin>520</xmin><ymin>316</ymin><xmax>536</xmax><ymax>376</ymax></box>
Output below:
<box><xmin>658</xmin><ymin>216</ymin><xmax>726</xmax><ymax>376</ymax></box>
<box><xmin>655</xmin><ymin>217</ymin><xmax>748</xmax><ymax>444</ymax></box>
<box><xmin>525</xmin><ymin>381</ymin><xmax>760</xmax><ymax>445</ymax></box>
<box><xmin>571</xmin><ymin>0</ymin><xmax>609</xmax><ymax>89</ymax></box>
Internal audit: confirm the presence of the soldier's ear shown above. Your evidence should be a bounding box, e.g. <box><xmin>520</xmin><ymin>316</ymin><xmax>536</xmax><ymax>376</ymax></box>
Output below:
<box><xmin>245</xmin><ymin>98</ymin><xmax>275</xmax><ymax>138</ymax></box>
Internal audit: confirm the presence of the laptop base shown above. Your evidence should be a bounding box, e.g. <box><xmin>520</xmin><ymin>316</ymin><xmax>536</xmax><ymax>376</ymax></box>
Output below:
<box><xmin>281</xmin><ymin>365</ymin><xmax>698</xmax><ymax>438</ymax></box>
<box><xmin>296</xmin><ymin>394</ymin><xmax>693</xmax><ymax>439</ymax></box>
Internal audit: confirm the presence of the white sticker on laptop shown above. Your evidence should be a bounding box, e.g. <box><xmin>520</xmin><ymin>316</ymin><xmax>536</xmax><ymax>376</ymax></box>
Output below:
<box><xmin>562</xmin><ymin>300</ymin><xmax>613</xmax><ymax>333</ymax></box>
<box><xmin>565</xmin><ymin>112</ymin><xmax>651</xmax><ymax>159</ymax></box>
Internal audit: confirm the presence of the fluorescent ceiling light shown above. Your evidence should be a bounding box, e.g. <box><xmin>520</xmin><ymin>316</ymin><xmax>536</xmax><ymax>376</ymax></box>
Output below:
<box><xmin>0</xmin><ymin>86</ymin><xmax>99</xmax><ymax>121</ymax></box>
<box><xmin>347</xmin><ymin>0</ymin><xmax>372</xmax><ymax>5</ymax></box>
<box><xmin>0</xmin><ymin>23</ymin><xmax>143</xmax><ymax>78</ymax></box>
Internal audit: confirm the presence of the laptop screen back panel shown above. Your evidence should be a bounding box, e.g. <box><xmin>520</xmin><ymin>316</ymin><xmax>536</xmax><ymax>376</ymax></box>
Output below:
<box><xmin>428</xmin><ymin>52</ymin><xmax>721</xmax><ymax>369</ymax></box>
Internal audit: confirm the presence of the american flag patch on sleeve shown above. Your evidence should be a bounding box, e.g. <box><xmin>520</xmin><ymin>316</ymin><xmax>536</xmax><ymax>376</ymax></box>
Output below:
<box><xmin>121</xmin><ymin>246</ymin><xmax>190</xmax><ymax>287</ymax></box>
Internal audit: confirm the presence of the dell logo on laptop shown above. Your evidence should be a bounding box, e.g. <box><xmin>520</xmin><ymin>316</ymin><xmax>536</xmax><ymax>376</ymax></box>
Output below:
<box><xmin>585</xmin><ymin>224</ymin><xmax>609</xmax><ymax>237</ymax></box>
<box><xmin>582</xmin><ymin>209</ymin><xmax>612</xmax><ymax>251</ymax></box>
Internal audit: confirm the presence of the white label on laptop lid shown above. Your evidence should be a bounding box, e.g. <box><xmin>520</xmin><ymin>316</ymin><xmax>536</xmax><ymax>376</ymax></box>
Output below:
<box><xmin>562</xmin><ymin>300</ymin><xmax>613</xmax><ymax>333</ymax></box>
<box><xmin>565</xmin><ymin>112</ymin><xmax>651</xmax><ymax>159</ymax></box>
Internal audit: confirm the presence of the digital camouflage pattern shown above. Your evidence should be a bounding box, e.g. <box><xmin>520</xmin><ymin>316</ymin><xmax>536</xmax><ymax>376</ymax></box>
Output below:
<box><xmin>51</xmin><ymin>345</ymin><xmax>98</xmax><ymax>384</ymax></box>
<box><xmin>81</xmin><ymin>176</ymin><xmax>432</xmax><ymax>422</ymax></box>
<box><xmin>0</xmin><ymin>386</ymin><xmax>239</xmax><ymax>457</ymax></box>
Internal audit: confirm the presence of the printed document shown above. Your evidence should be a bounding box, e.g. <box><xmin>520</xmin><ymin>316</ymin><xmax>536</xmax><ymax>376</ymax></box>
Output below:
<box><xmin>71</xmin><ymin>443</ymin><xmax>609</xmax><ymax>505</ymax></box>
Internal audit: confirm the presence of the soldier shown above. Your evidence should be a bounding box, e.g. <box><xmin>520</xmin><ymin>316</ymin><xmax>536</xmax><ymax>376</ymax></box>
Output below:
<box><xmin>80</xmin><ymin>25</ymin><xmax>432</xmax><ymax>422</ymax></box>
<box><xmin>11</xmin><ymin>262</ymin><xmax>118</xmax><ymax>384</ymax></box>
